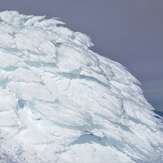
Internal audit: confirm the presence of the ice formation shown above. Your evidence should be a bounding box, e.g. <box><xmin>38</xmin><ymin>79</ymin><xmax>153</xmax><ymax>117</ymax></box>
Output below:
<box><xmin>0</xmin><ymin>11</ymin><xmax>162</xmax><ymax>163</ymax></box>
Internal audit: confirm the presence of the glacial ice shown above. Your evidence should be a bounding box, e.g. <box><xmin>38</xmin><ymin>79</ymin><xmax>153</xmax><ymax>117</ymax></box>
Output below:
<box><xmin>0</xmin><ymin>11</ymin><xmax>162</xmax><ymax>163</ymax></box>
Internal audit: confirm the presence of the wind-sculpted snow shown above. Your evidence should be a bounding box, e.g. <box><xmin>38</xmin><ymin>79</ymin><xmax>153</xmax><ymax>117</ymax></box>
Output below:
<box><xmin>0</xmin><ymin>11</ymin><xmax>162</xmax><ymax>163</ymax></box>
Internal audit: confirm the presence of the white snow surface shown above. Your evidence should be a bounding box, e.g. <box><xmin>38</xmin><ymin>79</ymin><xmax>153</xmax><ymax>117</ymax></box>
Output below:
<box><xmin>0</xmin><ymin>11</ymin><xmax>162</xmax><ymax>163</ymax></box>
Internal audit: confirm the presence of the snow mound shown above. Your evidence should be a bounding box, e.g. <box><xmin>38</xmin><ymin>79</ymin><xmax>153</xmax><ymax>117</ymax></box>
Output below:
<box><xmin>0</xmin><ymin>11</ymin><xmax>162</xmax><ymax>163</ymax></box>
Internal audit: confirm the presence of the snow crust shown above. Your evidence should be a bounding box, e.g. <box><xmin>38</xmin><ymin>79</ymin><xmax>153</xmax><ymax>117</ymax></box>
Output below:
<box><xmin>0</xmin><ymin>11</ymin><xmax>162</xmax><ymax>163</ymax></box>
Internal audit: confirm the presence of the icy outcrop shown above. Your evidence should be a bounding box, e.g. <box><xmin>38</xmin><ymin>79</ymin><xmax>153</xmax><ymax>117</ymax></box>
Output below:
<box><xmin>0</xmin><ymin>11</ymin><xmax>162</xmax><ymax>163</ymax></box>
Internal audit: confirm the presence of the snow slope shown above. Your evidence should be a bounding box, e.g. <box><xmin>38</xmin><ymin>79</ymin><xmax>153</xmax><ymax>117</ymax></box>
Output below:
<box><xmin>0</xmin><ymin>11</ymin><xmax>162</xmax><ymax>163</ymax></box>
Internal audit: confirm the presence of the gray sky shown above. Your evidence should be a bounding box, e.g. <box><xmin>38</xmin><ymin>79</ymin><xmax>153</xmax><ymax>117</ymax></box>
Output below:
<box><xmin>0</xmin><ymin>0</ymin><xmax>163</xmax><ymax>112</ymax></box>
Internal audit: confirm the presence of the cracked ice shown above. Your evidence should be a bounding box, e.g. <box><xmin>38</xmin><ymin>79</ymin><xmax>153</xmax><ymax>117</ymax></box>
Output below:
<box><xmin>0</xmin><ymin>11</ymin><xmax>162</xmax><ymax>163</ymax></box>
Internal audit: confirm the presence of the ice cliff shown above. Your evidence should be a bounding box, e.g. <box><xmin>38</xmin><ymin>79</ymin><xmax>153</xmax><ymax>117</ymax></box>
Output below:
<box><xmin>0</xmin><ymin>11</ymin><xmax>162</xmax><ymax>163</ymax></box>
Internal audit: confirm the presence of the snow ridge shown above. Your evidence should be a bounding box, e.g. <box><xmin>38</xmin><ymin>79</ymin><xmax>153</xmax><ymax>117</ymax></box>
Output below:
<box><xmin>0</xmin><ymin>11</ymin><xmax>162</xmax><ymax>163</ymax></box>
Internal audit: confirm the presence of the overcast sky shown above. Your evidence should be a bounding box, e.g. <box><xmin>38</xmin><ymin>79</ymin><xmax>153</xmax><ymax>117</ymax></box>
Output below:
<box><xmin>0</xmin><ymin>0</ymin><xmax>163</xmax><ymax>112</ymax></box>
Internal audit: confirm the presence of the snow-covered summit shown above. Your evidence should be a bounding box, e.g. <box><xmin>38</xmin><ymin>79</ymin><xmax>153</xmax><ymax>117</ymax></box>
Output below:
<box><xmin>0</xmin><ymin>11</ymin><xmax>162</xmax><ymax>163</ymax></box>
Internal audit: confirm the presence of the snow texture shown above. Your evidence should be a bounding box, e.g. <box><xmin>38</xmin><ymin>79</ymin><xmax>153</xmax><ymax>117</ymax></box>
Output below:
<box><xmin>0</xmin><ymin>11</ymin><xmax>162</xmax><ymax>163</ymax></box>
